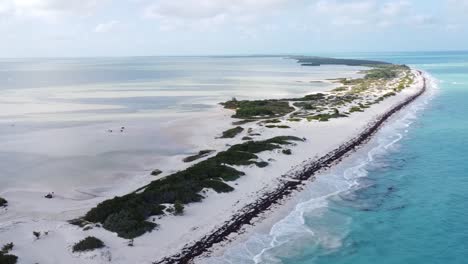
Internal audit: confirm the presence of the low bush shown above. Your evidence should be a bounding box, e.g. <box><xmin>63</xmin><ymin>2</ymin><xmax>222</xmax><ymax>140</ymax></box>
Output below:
<box><xmin>183</xmin><ymin>150</ymin><xmax>215</xmax><ymax>162</ymax></box>
<box><xmin>151</xmin><ymin>169</ymin><xmax>162</xmax><ymax>176</ymax></box>
<box><xmin>0</xmin><ymin>197</ymin><xmax>7</xmax><ymax>207</ymax></box>
<box><xmin>72</xmin><ymin>237</ymin><xmax>105</xmax><ymax>252</ymax></box>
<box><xmin>83</xmin><ymin>136</ymin><xmax>304</xmax><ymax>238</ymax></box>
<box><xmin>174</xmin><ymin>201</ymin><xmax>184</xmax><ymax>215</ymax></box>
<box><xmin>222</xmin><ymin>99</ymin><xmax>294</xmax><ymax>118</ymax></box>
<box><xmin>0</xmin><ymin>253</ymin><xmax>17</xmax><ymax>264</ymax></box>
<box><xmin>349</xmin><ymin>106</ymin><xmax>364</xmax><ymax>113</ymax></box>
<box><xmin>0</xmin><ymin>242</ymin><xmax>17</xmax><ymax>264</ymax></box>
<box><xmin>282</xmin><ymin>149</ymin><xmax>292</xmax><ymax>155</ymax></box>
<box><xmin>220</xmin><ymin>127</ymin><xmax>244</xmax><ymax>138</ymax></box>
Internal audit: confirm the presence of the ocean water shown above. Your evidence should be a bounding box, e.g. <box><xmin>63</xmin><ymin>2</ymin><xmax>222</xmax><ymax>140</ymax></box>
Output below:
<box><xmin>205</xmin><ymin>52</ymin><xmax>468</xmax><ymax>264</ymax></box>
<box><xmin>0</xmin><ymin>57</ymin><xmax>363</xmax><ymax>194</ymax></box>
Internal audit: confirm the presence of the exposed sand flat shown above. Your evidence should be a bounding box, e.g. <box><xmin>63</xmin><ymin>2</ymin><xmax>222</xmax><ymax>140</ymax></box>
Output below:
<box><xmin>0</xmin><ymin>70</ymin><xmax>426</xmax><ymax>264</ymax></box>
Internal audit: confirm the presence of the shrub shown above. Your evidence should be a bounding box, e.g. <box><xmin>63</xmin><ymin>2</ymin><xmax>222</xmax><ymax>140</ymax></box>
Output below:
<box><xmin>174</xmin><ymin>201</ymin><xmax>184</xmax><ymax>215</ymax></box>
<box><xmin>256</xmin><ymin>161</ymin><xmax>269</xmax><ymax>168</ymax></box>
<box><xmin>202</xmin><ymin>180</ymin><xmax>234</xmax><ymax>193</ymax></box>
<box><xmin>222</xmin><ymin>99</ymin><xmax>294</xmax><ymax>118</ymax></box>
<box><xmin>0</xmin><ymin>242</ymin><xmax>17</xmax><ymax>264</ymax></box>
<box><xmin>151</xmin><ymin>169</ymin><xmax>162</xmax><ymax>176</ymax></box>
<box><xmin>264</xmin><ymin>119</ymin><xmax>281</xmax><ymax>124</ymax></box>
<box><xmin>0</xmin><ymin>253</ymin><xmax>17</xmax><ymax>264</ymax></box>
<box><xmin>72</xmin><ymin>237</ymin><xmax>105</xmax><ymax>252</ymax></box>
<box><xmin>220</xmin><ymin>126</ymin><xmax>244</xmax><ymax>138</ymax></box>
<box><xmin>0</xmin><ymin>197</ymin><xmax>7</xmax><ymax>207</ymax></box>
<box><xmin>282</xmin><ymin>149</ymin><xmax>292</xmax><ymax>155</ymax></box>
<box><xmin>102</xmin><ymin>207</ymin><xmax>158</xmax><ymax>239</ymax></box>
<box><xmin>1</xmin><ymin>243</ymin><xmax>14</xmax><ymax>253</ymax></box>
<box><xmin>183</xmin><ymin>150</ymin><xmax>215</xmax><ymax>162</ymax></box>
<box><xmin>83</xmin><ymin>136</ymin><xmax>304</xmax><ymax>239</ymax></box>
<box><xmin>151</xmin><ymin>204</ymin><xmax>166</xmax><ymax>215</ymax></box>
<box><xmin>349</xmin><ymin>106</ymin><xmax>363</xmax><ymax>113</ymax></box>
<box><xmin>33</xmin><ymin>231</ymin><xmax>40</xmax><ymax>239</ymax></box>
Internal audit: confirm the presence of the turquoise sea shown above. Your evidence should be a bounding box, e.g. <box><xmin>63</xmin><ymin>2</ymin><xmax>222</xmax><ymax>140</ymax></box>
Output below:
<box><xmin>206</xmin><ymin>52</ymin><xmax>468</xmax><ymax>264</ymax></box>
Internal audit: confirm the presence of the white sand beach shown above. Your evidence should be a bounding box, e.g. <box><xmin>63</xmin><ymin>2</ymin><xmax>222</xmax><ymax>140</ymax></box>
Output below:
<box><xmin>0</xmin><ymin>66</ymin><xmax>427</xmax><ymax>264</ymax></box>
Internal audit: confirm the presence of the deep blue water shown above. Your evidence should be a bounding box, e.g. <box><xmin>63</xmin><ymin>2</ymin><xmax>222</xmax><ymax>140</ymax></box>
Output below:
<box><xmin>206</xmin><ymin>52</ymin><xmax>468</xmax><ymax>264</ymax></box>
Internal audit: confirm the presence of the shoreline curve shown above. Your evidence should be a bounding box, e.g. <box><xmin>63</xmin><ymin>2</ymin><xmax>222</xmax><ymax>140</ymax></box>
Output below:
<box><xmin>155</xmin><ymin>70</ymin><xmax>428</xmax><ymax>264</ymax></box>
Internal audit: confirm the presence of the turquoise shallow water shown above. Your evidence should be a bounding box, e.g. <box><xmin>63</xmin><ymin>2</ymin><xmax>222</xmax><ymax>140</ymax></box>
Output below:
<box><xmin>205</xmin><ymin>52</ymin><xmax>468</xmax><ymax>264</ymax></box>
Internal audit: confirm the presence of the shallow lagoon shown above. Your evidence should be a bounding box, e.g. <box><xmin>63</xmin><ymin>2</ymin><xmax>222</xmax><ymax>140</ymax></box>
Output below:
<box><xmin>0</xmin><ymin>57</ymin><xmax>364</xmax><ymax>194</ymax></box>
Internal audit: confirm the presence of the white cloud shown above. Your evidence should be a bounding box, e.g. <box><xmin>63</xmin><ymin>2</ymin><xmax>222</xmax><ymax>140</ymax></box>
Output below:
<box><xmin>144</xmin><ymin>0</ymin><xmax>290</xmax><ymax>31</ymax></box>
<box><xmin>310</xmin><ymin>0</ymin><xmax>435</xmax><ymax>29</ymax></box>
<box><xmin>94</xmin><ymin>20</ymin><xmax>119</xmax><ymax>33</ymax></box>
<box><xmin>145</xmin><ymin>0</ymin><xmax>289</xmax><ymax>20</ymax></box>
<box><xmin>0</xmin><ymin>0</ymin><xmax>107</xmax><ymax>20</ymax></box>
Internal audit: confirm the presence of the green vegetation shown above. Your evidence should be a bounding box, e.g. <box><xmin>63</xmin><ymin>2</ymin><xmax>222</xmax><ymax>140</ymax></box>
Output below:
<box><xmin>287</xmin><ymin>118</ymin><xmax>302</xmax><ymax>122</ymax></box>
<box><xmin>151</xmin><ymin>169</ymin><xmax>162</xmax><ymax>176</ymax></box>
<box><xmin>290</xmin><ymin>93</ymin><xmax>326</xmax><ymax>101</ymax></box>
<box><xmin>364</xmin><ymin>65</ymin><xmax>409</xmax><ymax>79</ymax></box>
<box><xmin>0</xmin><ymin>197</ymin><xmax>7</xmax><ymax>207</ymax></box>
<box><xmin>242</xmin><ymin>136</ymin><xmax>253</xmax><ymax>141</ymax></box>
<box><xmin>72</xmin><ymin>237</ymin><xmax>105</xmax><ymax>252</ymax></box>
<box><xmin>0</xmin><ymin>242</ymin><xmax>17</xmax><ymax>264</ymax></box>
<box><xmin>282</xmin><ymin>149</ymin><xmax>292</xmax><ymax>155</ymax></box>
<box><xmin>332</xmin><ymin>86</ymin><xmax>348</xmax><ymax>92</ymax></box>
<box><xmin>183</xmin><ymin>150</ymin><xmax>215</xmax><ymax>163</ymax></box>
<box><xmin>263</xmin><ymin>119</ymin><xmax>281</xmax><ymax>124</ymax></box>
<box><xmin>222</xmin><ymin>99</ymin><xmax>294</xmax><ymax>119</ymax></box>
<box><xmin>220</xmin><ymin>126</ymin><xmax>244</xmax><ymax>138</ymax></box>
<box><xmin>83</xmin><ymin>136</ymin><xmax>303</xmax><ymax>239</ymax></box>
<box><xmin>293</xmin><ymin>56</ymin><xmax>390</xmax><ymax>66</ymax></box>
<box><xmin>349</xmin><ymin>106</ymin><xmax>364</xmax><ymax>113</ymax></box>
<box><xmin>151</xmin><ymin>204</ymin><xmax>166</xmax><ymax>216</ymax></box>
<box><xmin>1</xmin><ymin>243</ymin><xmax>13</xmax><ymax>253</ymax></box>
<box><xmin>174</xmin><ymin>201</ymin><xmax>184</xmax><ymax>215</ymax></box>
<box><xmin>232</xmin><ymin>119</ymin><xmax>255</xmax><ymax>125</ymax></box>
<box><xmin>265</xmin><ymin>125</ymin><xmax>290</xmax><ymax>129</ymax></box>
<box><xmin>307</xmin><ymin>108</ymin><xmax>347</xmax><ymax>122</ymax></box>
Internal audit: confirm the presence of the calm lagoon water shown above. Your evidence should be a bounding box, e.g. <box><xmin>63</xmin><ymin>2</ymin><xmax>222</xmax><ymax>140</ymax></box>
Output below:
<box><xmin>205</xmin><ymin>52</ymin><xmax>468</xmax><ymax>264</ymax></box>
<box><xmin>0</xmin><ymin>57</ymin><xmax>362</xmax><ymax>193</ymax></box>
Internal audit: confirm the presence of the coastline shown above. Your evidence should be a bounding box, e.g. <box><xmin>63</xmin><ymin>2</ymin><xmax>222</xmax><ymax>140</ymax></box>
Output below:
<box><xmin>158</xmin><ymin>71</ymin><xmax>427</xmax><ymax>264</ymax></box>
<box><xmin>0</xmin><ymin>61</ymin><xmax>428</xmax><ymax>264</ymax></box>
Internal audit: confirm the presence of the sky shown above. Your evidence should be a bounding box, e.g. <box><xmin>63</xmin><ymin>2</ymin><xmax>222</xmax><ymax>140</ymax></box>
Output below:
<box><xmin>0</xmin><ymin>0</ymin><xmax>467</xmax><ymax>57</ymax></box>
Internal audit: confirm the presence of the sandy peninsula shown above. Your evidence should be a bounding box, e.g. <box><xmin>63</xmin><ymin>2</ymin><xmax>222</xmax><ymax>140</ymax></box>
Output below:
<box><xmin>0</xmin><ymin>58</ymin><xmax>428</xmax><ymax>264</ymax></box>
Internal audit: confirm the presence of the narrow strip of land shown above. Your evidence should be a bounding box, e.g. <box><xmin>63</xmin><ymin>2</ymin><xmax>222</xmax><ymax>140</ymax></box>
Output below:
<box><xmin>155</xmin><ymin>72</ymin><xmax>427</xmax><ymax>264</ymax></box>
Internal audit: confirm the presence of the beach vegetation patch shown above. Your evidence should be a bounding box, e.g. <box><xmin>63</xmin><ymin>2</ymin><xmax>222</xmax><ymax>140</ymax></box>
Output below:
<box><xmin>232</xmin><ymin>119</ymin><xmax>256</xmax><ymax>125</ymax></box>
<box><xmin>350</xmin><ymin>106</ymin><xmax>364</xmax><ymax>113</ymax></box>
<box><xmin>256</xmin><ymin>161</ymin><xmax>269</xmax><ymax>168</ymax></box>
<box><xmin>222</xmin><ymin>99</ymin><xmax>294</xmax><ymax>119</ymax></box>
<box><xmin>263</xmin><ymin>119</ymin><xmax>282</xmax><ymax>124</ymax></box>
<box><xmin>282</xmin><ymin>149</ymin><xmax>292</xmax><ymax>155</ymax></box>
<box><xmin>151</xmin><ymin>169</ymin><xmax>162</xmax><ymax>176</ymax></box>
<box><xmin>72</xmin><ymin>236</ymin><xmax>105</xmax><ymax>252</ymax></box>
<box><xmin>82</xmin><ymin>136</ymin><xmax>303</xmax><ymax>238</ymax></box>
<box><xmin>265</xmin><ymin>125</ymin><xmax>290</xmax><ymax>128</ymax></box>
<box><xmin>220</xmin><ymin>126</ymin><xmax>244</xmax><ymax>138</ymax></box>
<box><xmin>0</xmin><ymin>242</ymin><xmax>17</xmax><ymax>264</ymax></box>
<box><xmin>0</xmin><ymin>197</ymin><xmax>7</xmax><ymax>207</ymax></box>
<box><xmin>174</xmin><ymin>201</ymin><xmax>184</xmax><ymax>215</ymax></box>
<box><xmin>183</xmin><ymin>150</ymin><xmax>215</xmax><ymax>163</ymax></box>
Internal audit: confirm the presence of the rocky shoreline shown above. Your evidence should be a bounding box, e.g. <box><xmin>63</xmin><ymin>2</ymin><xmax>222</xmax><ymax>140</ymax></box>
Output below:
<box><xmin>155</xmin><ymin>71</ymin><xmax>427</xmax><ymax>264</ymax></box>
